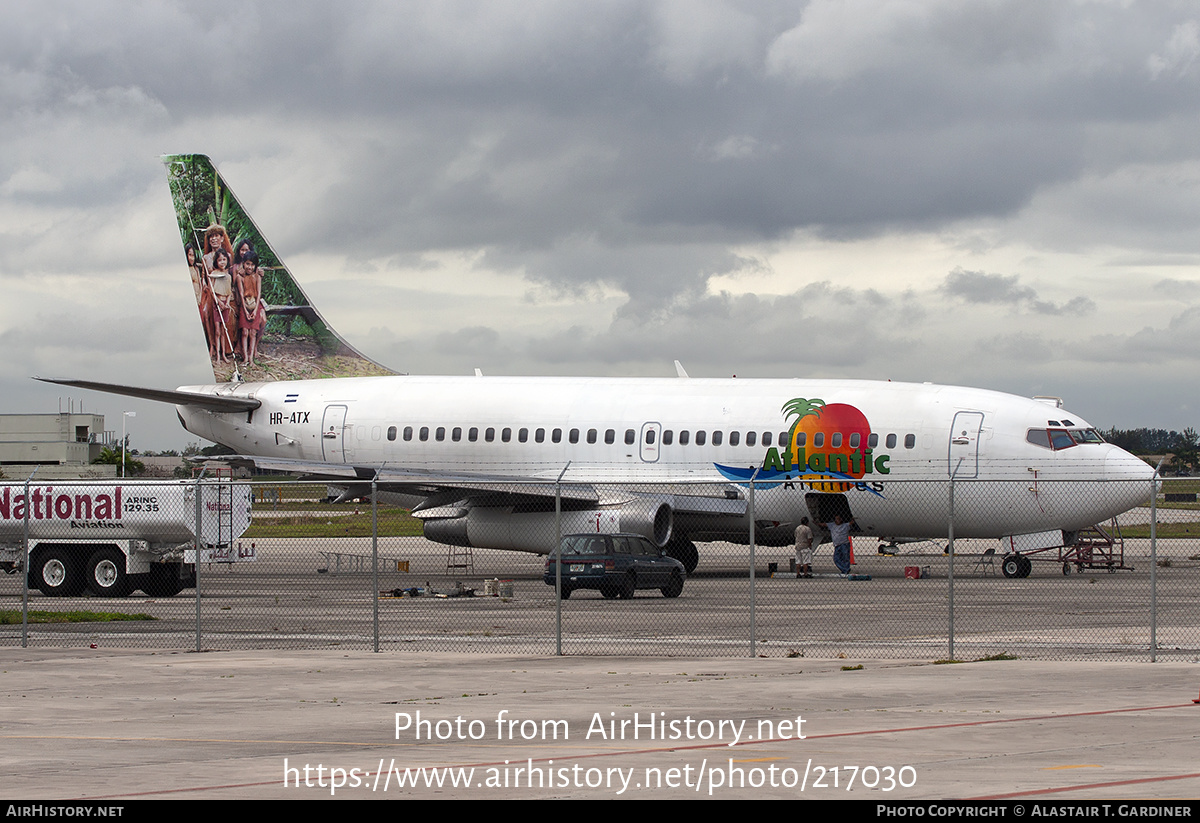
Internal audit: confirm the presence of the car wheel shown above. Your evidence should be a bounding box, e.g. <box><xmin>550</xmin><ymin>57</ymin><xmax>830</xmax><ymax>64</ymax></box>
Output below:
<box><xmin>559</xmin><ymin>586</ymin><xmax>572</xmax><ymax>600</ymax></box>
<box><xmin>660</xmin><ymin>570</ymin><xmax>684</xmax><ymax>598</ymax></box>
<box><xmin>601</xmin><ymin>585</ymin><xmax>620</xmax><ymax>599</ymax></box>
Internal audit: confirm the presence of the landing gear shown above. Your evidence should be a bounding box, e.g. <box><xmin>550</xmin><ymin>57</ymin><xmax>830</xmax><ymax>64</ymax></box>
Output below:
<box><xmin>619</xmin><ymin>572</ymin><xmax>636</xmax><ymax>600</ymax></box>
<box><xmin>665</xmin><ymin>538</ymin><xmax>699</xmax><ymax>574</ymax></box>
<box><xmin>1002</xmin><ymin>554</ymin><xmax>1032</xmax><ymax>579</ymax></box>
<box><xmin>660</xmin><ymin>570</ymin><xmax>684</xmax><ymax>598</ymax></box>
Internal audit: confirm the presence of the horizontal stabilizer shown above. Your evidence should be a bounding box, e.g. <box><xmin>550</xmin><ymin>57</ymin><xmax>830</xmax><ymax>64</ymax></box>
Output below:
<box><xmin>35</xmin><ymin>378</ymin><xmax>261</xmax><ymax>413</ymax></box>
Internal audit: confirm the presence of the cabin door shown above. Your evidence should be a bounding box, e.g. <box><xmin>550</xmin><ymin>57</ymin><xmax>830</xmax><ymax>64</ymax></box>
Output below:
<box><xmin>948</xmin><ymin>411</ymin><xmax>985</xmax><ymax>478</ymax></box>
<box><xmin>322</xmin><ymin>405</ymin><xmax>348</xmax><ymax>463</ymax></box>
<box><xmin>640</xmin><ymin>422</ymin><xmax>662</xmax><ymax>463</ymax></box>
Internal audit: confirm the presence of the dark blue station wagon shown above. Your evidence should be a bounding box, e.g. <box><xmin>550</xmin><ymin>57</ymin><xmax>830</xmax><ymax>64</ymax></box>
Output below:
<box><xmin>544</xmin><ymin>533</ymin><xmax>687</xmax><ymax>599</ymax></box>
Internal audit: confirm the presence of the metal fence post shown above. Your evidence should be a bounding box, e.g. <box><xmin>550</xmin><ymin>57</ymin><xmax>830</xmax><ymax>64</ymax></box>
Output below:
<box><xmin>21</xmin><ymin>468</ymin><xmax>37</xmax><ymax>648</ymax></box>
<box><xmin>947</xmin><ymin>474</ymin><xmax>955</xmax><ymax>662</ymax></box>
<box><xmin>748</xmin><ymin>469</ymin><xmax>760</xmax><ymax>658</ymax></box>
<box><xmin>194</xmin><ymin>474</ymin><xmax>203</xmax><ymax>652</ymax></box>
<box><xmin>554</xmin><ymin>462</ymin><xmax>570</xmax><ymax>657</ymax></box>
<box><xmin>1150</xmin><ymin>472</ymin><xmax>1158</xmax><ymax>663</ymax></box>
<box><xmin>372</xmin><ymin>473</ymin><xmax>379</xmax><ymax>653</ymax></box>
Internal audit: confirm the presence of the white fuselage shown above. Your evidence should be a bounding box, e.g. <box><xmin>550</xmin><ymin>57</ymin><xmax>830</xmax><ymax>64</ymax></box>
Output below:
<box><xmin>175</xmin><ymin>375</ymin><xmax>1154</xmax><ymax>543</ymax></box>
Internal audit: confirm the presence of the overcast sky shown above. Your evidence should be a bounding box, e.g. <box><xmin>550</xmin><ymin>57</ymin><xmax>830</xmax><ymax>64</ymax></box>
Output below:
<box><xmin>3</xmin><ymin>0</ymin><xmax>1200</xmax><ymax>449</ymax></box>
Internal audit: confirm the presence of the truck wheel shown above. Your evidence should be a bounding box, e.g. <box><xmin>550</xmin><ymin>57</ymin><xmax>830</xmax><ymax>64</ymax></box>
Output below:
<box><xmin>32</xmin><ymin>547</ymin><xmax>85</xmax><ymax>597</ymax></box>
<box><xmin>143</xmin><ymin>565</ymin><xmax>185</xmax><ymax>597</ymax></box>
<box><xmin>86</xmin><ymin>548</ymin><xmax>130</xmax><ymax>597</ymax></box>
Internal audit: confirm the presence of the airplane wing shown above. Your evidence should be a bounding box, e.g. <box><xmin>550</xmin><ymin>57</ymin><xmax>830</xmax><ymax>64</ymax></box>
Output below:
<box><xmin>211</xmin><ymin>454</ymin><xmax>604</xmax><ymax>503</ymax></box>
<box><xmin>210</xmin><ymin>454</ymin><xmax>748</xmax><ymax>522</ymax></box>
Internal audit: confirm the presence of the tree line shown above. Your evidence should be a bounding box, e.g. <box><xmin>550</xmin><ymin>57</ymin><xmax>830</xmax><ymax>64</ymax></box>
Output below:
<box><xmin>1101</xmin><ymin>427</ymin><xmax>1199</xmax><ymax>472</ymax></box>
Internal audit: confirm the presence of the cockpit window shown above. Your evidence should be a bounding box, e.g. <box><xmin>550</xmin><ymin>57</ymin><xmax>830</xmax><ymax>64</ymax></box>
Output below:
<box><xmin>1026</xmin><ymin>429</ymin><xmax>1051</xmax><ymax>449</ymax></box>
<box><xmin>1049</xmin><ymin>429</ymin><xmax>1075</xmax><ymax>450</ymax></box>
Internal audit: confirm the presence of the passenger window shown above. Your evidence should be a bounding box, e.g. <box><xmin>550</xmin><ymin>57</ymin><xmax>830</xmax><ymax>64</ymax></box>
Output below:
<box><xmin>746</xmin><ymin>431</ymin><xmax>756</xmax><ymax>447</ymax></box>
<box><xmin>695</xmin><ymin>430</ymin><xmax>706</xmax><ymax>446</ymax></box>
<box><xmin>569</xmin><ymin>428</ymin><xmax>579</xmax><ymax>444</ymax></box>
<box><xmin>403</xmin><ymin>426</ymin><xmax>413</xmax><ymax>441</ymax></box>
<box><xmin>712</xmin><ymin>431</ymin><xmax>722</xmax><ymax>446</ymax></box>
<box><xmin>904</xmin><ymin>434</ymin><xmax>916</xmax><ymax>449</ymax></box>
<box><xmin>849</xmin><ymin>433</ymin><xmax>859</xmax><ymax>448</ymax></box>
<box><xmin>552</xmin><ymin>428</ymin><xmax>562</xmax><ymax>443</ymax></box>
<box><xmin>624</xmin><ymin>429</ymin><xmax>636</xmax><ymax>445</ymax></box>
<box><xmin>535</xmin><ymin>428</ymin><xmax>545</xmax><ymax>443</ymax></box>
<box><xmin>868</xmin><ymin>433</ymin><xmax>878</xmax><ymax>448</ymax></box>
<box><xmin>831</xmin><ymin>433</ymin><xmax>842</xmax><ymax>448</ymax></box>
<box><xmin>886</xmin><ymin>433</ymin><xmax>897</xmax><ymax>449</ymax></box>
<box><xmin>435</xmin><ymin>426</ymin><xmax>445</xmax><ymax>441</ymax></box>
<box><xmin>468</xmin><ymin>427</ymin><xmax>478</xmax><ymax>442</ymax></box>
<box><xmin>387</xmin><ymin>426</ymin><xmax>397</xmax><ymax>441</ymax></box>
<box><xmin>813</xmin><ymin>432</ymin><xmax>824</xmax><ymax>448</ymax></box>
<box><xmin>587</xmin><ymin>428</ymin><xmax>597</xmax><ymax>444</ymax></box>
<box><xmin>762</xmin><ymin>432</ymin><xmax>772</xmax><ymax>447</ymax></box>
<box><xmin>419</xmin><ymin>426</ymin><xmax>429</xmax><ymax>442</ymax></box>
<box><xmin>485</xmin><ymin>427</ymin><xmax>495</xmax><ymax>442</ymax></box>
<box><xmin>795</xmin><ymin>432</ymin><xmax>806</xmax><ymax>446</ymax></box>
<box><xmin>518</xmin><ymin>428</ymin><xmax>528</xmax><ymax>443</ymax></box>
<box><xmin>679</xmin><ymin>430</ymin><xmax>690</xmax><ymax>445</ymax></box>
<box><xmin>645</xmin><ymin>429</ymin><xmax>656</xmax><ymax>444</ymax></box>
<box><xmin>663</xmin><ymin>430</ymin><xmax>674</xmax><ymax>445</ymax></box>
<box><xmin>452</xmin><ymin>427</ymin><xmax>462</xmax><ymax>442</ymax></box>
<box><xmin>605</xmin><ymin>429</ymin><xmax>615</xmax><ymax>444</ymax></box>
<box><xmin>729</xmin><ymin>431</ymin><xmax>740</xmax><ymax>446</ymax></box>
<box><xmin>501</xmin><ymin>427</ymin><xmax>511</xmax><ymax>443</ymax></box>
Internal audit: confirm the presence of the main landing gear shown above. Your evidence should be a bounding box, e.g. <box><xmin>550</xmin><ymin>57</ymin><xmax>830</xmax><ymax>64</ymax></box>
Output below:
<box><xmin>1001</xmin><ymin>553</ymin><xmax>1032</xmax><ymax>578</ymax></box>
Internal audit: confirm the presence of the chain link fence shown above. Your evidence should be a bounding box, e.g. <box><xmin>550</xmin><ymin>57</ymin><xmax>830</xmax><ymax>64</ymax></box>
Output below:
<box><xmin>1</xmin><ymin>475</ymin><xmax>1196</xmax><ymax>660</ymax></box>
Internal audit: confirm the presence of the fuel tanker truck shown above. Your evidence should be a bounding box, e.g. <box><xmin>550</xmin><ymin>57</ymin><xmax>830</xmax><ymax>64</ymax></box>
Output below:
<box><xmin>0</xmin><ymin>480</ymin><xmax>252</xmax><ymax>598</ymax></box>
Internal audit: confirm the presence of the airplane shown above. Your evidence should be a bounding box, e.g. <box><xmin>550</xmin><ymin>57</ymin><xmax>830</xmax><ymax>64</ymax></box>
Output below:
<box><xmin>41</xmin><ymin>155</ymin><xmax>1156</xmax><ymax>576</ymax></box>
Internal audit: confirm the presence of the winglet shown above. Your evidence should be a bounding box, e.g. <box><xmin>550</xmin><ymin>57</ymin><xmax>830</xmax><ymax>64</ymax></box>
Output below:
<box><xmin>674</xmin><ymin>360</ymin><xmax>689</xmax><ymax>378</ymax></box>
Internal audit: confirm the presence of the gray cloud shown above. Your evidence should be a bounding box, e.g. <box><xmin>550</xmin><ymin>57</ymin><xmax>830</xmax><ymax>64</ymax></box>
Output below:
<box><xmin>942</xmin><ymin>269</ymin><xmax>1096</xmax><ymax>315</ymax></box>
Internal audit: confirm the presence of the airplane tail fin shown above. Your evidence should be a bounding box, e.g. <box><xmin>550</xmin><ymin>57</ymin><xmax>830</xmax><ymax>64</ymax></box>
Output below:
<box><xmin>162</xmin><ymin>154</ymin><xmax>394</xmax><ymax>383</ymax></box>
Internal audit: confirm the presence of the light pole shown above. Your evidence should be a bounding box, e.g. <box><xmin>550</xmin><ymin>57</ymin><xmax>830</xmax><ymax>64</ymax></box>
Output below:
<box><xmin>121</xmin><ymin>411</ymin><xmax>136</xmax><ymax>478</ymax></box>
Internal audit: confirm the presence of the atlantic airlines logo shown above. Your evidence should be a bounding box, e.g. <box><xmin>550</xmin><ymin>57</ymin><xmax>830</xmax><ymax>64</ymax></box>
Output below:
<box><xmin>715</xmin><ymin>397</ymin><xmax>891</xmax><ymax>492</ymax></box>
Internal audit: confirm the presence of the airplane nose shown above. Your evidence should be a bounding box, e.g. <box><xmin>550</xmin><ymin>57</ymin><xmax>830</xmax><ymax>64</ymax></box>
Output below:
<box><xmin>1105</xmin><ymin>447</ymin><xmax>1156</xmax><ymax>483</ymax></box>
